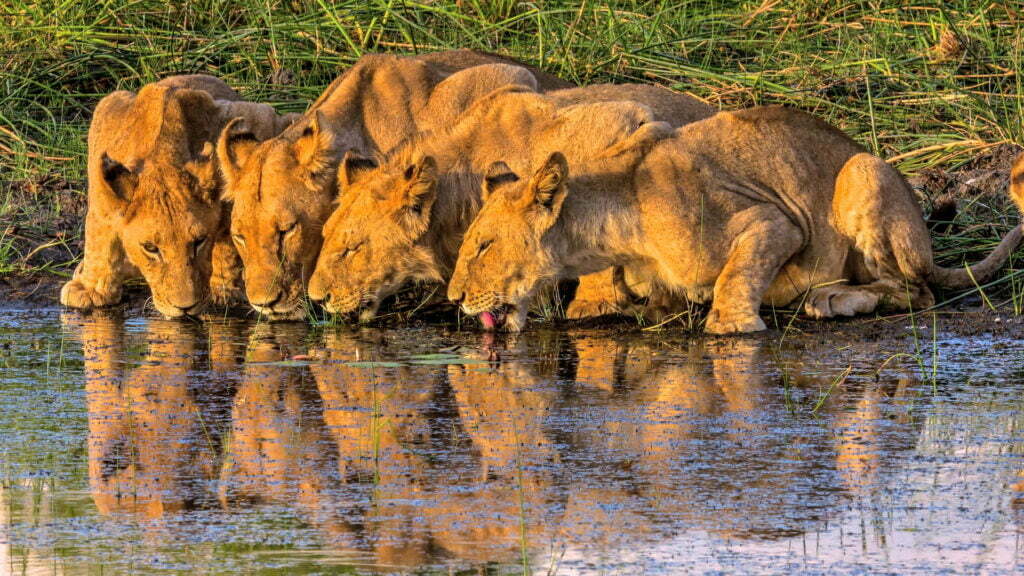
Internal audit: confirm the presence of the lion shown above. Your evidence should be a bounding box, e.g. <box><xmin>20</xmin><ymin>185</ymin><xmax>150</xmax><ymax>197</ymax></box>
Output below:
<box><xmin>307</xmin><ymin>83</ymin><xmax>713</xmax><ymax>322</ymax></box>
<box><xmin>60</xmin><ymin>74</ymin><xmax>297</xmax><ymax>318</ymax></box>
<box><xmin>448</xmin><ymin>106</ymin><xmax>1024</xmax><ymax>333</ymax></box>
<box><xmin>216</xmin><ymin>50</ymin><xmax>571</xmax><ymax>320</ymax></box>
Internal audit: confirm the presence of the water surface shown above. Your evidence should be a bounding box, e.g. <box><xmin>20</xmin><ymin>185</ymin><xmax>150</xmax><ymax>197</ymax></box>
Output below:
<box><xmin>2</xmin><ymin>308</ymin><xmax>1023</xmax><ymax>574</ymax></box>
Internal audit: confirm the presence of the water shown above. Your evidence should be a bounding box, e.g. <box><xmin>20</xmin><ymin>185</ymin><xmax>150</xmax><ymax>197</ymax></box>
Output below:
<box><xmin>2</xmin><ymin>308</ymin><xmax>1023</xmax><ymax>574</ymax></box>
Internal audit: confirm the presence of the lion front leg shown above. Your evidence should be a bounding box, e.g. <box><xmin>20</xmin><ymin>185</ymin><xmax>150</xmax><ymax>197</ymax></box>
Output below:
<box><xmin>209</xmin><ymin>234</ymin><xmax>245</xmax><ymax>308</ymax></box>
<box><xmin>566</xmin><ymin>268</ymin><xmax>631</xmax><ymax>319</ymax></box>
<box><xmin>60</xmin><ymin>216</ymin><xmax>129</xmax><ymax>310</ymax></box>
<box><xmin>705</xmin><ymin>211</ymin><xmax>802</xmax><ymax>335</ymax></box>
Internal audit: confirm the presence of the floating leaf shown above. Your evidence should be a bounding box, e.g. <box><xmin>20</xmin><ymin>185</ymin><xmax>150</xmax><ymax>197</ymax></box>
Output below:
<box><xmin>407</xmin><ymin>353</ymin><xmax>489</xmax><ymax>365</ymax></box>
<box><xmin>344</xmin><ymin>361</ymin><xmax>404</xmax><ymax>368</ymax></box>
<box><xmin>249</xmin><ymin>359</ymin><xmax>316</xmax><ymax>367</ymax></box>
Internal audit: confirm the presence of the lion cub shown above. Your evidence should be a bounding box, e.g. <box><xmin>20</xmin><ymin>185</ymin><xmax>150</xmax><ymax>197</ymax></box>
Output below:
<box><xmin>307</xmin><ymin>84</ymin><xmax>713</xmax><ymax>322</ymax></box>
<box><xmin>448</xmin><ymin>107</ymin><xmax>1024</xmax><ymax>333</ymax></box>
<box><xmin>61</xmin><ymin>75</ymin><xmax>296</xmax><ymax>318</ymax></box>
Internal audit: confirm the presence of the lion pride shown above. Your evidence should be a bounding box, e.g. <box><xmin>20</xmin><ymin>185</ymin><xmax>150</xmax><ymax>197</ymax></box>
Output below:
<box><xmin>217</xmin><ymin>50</ymin><xmax>571</xmax><ymax>320</ymax></box>
<box><xmin>61</xmin><ymin>75</ymin><xmax>296</xmax><ymax>318</ymax></box>
<box><xmin>306</xmin><ymin>84</ymin><xmax>713</xmax><ymax>322</ymax></box>
<box><xmin>448</xmin><ymin>106</ymin><xmax>1024</xmax><ymax>333</ymax></box>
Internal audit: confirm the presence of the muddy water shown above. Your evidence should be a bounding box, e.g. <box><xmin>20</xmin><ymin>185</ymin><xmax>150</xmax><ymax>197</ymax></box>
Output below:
<box><xmin>1</xmin><ymin>308</ymin><xmax>1023</xmax><ymax>575</ymax></box>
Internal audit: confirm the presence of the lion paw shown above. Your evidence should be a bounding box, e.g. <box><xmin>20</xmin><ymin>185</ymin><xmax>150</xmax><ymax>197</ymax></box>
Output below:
<box><xmin>60</xmin><ymin>279</ymin><xmax>120</xmax><ymax>309</ymax></box>
<box><xmin>209</xmin><ymin>281</ymin><xmax>246</xmax><ymax>309</ymax></box>
<box><xmin>704</xmin><ymin>309</ymin><xmax>766</xmax><ymax>335</ymax></box>
<box><xmin>565</xmin><ymin>299</ymin><xmax>620</xmax><ymax>319</ymax></box>
<box><xmin>805</xmin><ymin>287</ymin><xmax>879</xmax><ymax>319</ymax></box>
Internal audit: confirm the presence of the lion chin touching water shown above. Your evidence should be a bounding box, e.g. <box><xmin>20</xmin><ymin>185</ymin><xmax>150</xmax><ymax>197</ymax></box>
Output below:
<box><xmin>448</xmin><ymin>106</ymin><xmax>1024</xmax><ymax>334</ymax></box>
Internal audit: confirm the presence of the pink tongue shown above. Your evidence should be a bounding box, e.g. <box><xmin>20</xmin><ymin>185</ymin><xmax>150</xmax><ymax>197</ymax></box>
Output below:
<box><xmin>479</xmin><ymin>311</ymin><xmax>496</xmax><ymax>330</ymax></box>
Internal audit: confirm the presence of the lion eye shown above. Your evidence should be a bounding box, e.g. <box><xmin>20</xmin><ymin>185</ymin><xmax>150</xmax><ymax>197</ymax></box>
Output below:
<box><xmin>280</xmin><ymin>222</ymin><xmax>298</xmax><ymax>235</ymax></box>
<box><xmin>142</xmin><ymin>242</ymin><xmax>160</xmax><ymax>256</ymax></box>
<box><xmin>475</xmin><ymin>239</ymin><xmax>494</xmax><ymax>258</ymax></box>
<box><xmin>339</xmin><ymin>243</ymin><xmax>363</xmax><ymax>261</ymax></box>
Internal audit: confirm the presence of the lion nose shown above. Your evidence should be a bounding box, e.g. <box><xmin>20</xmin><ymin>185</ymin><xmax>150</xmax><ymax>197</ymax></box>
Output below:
<box><xmin>449</xmin><ymin>291</ymin><xmax>466</xmax><ymax>304</ymax></box>
<box><xmin>310</xmin><ymin>292</ymin><xmax>330</xmax><ymax>306</ymax></box>
<box><xmin>252</xmin><ymin>291</ymin><xmax>283</xmax><ymax>309</ymax></box>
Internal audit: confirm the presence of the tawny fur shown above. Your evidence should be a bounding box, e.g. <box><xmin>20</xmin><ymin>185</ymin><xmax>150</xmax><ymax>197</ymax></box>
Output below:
<box><xmin>61</xmin><ymin>74</ymin><xmax>297</xmax><ymax>318</ymax></box>
<box><xmin>307</xmin><ymin>83</ymin><xmax>713</xmax><ymax>321</ymax></box>
<box><xmin>448</xmin><ymin>106</ymin><xmax>1024</xmax><ymax>334</ymax></box>
<box><xmin>217</xmin><ymin>50</ymin><xmax>567</xmax><ymax>321</ymax></box>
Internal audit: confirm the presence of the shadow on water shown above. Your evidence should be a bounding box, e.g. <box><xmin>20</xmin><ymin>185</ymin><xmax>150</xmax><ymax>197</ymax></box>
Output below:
<box><xmin>1</xmin><ymin>309</ymin><xmax>1024</xmax><ymax>574</ymax></box>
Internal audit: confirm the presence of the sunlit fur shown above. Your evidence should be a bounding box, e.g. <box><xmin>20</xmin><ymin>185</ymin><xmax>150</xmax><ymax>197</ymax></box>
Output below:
<box><xmin>448</xmin><ymin>152</ymin><xmax>574</xmax><ymax>332</ymax></box>
<box><xmin>61</xmin><ymin>75</ymin><xmax>296</xmax><ymax>318</ymax></box>
<box><xmin>217</xmin><ymin>51</ymin><xmax>562</xmax><ymax>321</ymax></box>
<box><xmin>309</xmin><ymin>83</ymin><xmax>713</xmax><ymax>321</ymax></box>
<box><xmin>450</xmin><ymin>107</ymin><xmax>1024</xmax><ymax>334</ymax></box>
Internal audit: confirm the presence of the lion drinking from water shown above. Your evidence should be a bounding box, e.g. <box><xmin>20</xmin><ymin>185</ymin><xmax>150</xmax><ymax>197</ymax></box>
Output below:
<box><xmin>448</xmin><ymin>106</ymin><xmax>1023</xmax><ymax>333</ymax></box>
<box><xmin>61</xmin><ymin>75</ymin><xmax>296</xmax><ymax>317</ymax></box>
<box><xmin>306</xmin><ymin>83</ymin><xmax>713</xmax><ymax>321</ymax></box>
<box><xmin>216</xmin><ymin>51</ymin><xmax>572</xmax><ymax>320</ymax></box>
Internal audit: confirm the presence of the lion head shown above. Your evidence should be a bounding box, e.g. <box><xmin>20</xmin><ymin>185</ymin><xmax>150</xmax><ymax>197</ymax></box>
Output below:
<box><xmin>307</xmin><ymin>150</ymin><xmax>446</xmax><ymax>320</ymax></box>
<box><xmin>447</xmin><ymin>153</ymin><xmax>570</xmax><ymax>331</ymax></box>
<box><xmin>104</xmin><ymin>145</ymin><xmax>223</xmax><ymax>317</ymax></box>
<box><xmin>89</xmin><ymin>84</ymin><xmax>233</xmax><ymax>318</ymax></box>
<box><xmin>70</xmin><ymin>78</ymin><xmax>296</xmax><ymax>319</ymax></box>
<box><xmin>217</xmin><ymin>111</ymin><xmax>345</xmax><ymax>320</ymax></box>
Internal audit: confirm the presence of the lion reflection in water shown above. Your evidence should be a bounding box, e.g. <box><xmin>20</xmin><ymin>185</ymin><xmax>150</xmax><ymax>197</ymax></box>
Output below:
<box><xmin>561</xmin><ymin>334</ymin><xmax>919</xmax><ymax>546</ymax></box>
<box><xmin>77</xmin><ymin>316</ymin><xmax>919</xmax><ymax>567</ymax></box>
<box><xmin>217</xmin><ymin>326</ymin><xmax>565</xmax><ymax>565</ymax></box>
<box><xmin>77</xmin><ymin>314</ymin><xmax>241</xmax><ymax>518</ymax></box>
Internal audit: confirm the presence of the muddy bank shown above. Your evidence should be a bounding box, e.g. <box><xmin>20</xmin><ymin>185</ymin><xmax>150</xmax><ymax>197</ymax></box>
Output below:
<box><xmin>7</xmin><ymin>289</ymin><xmax>1024</xmax><ymax>344</ymax></box>
<box><xmin>0</xmin><ymin>172</ymin><xmax>85</xmax><ymax>279</ymax></box>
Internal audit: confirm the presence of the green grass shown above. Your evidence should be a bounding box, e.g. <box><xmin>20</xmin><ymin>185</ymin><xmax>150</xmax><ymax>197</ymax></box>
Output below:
<box><xmin>1</xmin><ymin>0</ymin><xmax>1022</xmax><ymax>301</ymax></box>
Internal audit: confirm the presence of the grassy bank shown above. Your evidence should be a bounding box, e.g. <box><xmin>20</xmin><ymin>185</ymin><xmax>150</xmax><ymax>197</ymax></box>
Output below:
<box><xmin>1</xmin><ymin>1</ymin><xmax>1022</xmax><ymax>306</ymax></box>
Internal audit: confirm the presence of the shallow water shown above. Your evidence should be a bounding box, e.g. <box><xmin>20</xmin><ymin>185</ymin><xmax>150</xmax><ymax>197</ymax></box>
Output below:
<box><xmin>1</xmin><ymin>308</ymin><xmax>1023</xmax><ymax>575</ymax></box>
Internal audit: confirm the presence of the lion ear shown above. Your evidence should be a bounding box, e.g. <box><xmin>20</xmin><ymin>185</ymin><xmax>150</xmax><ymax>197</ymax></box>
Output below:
<box><xmin>170</xmin><ymin>88</ymin><xmax>222</xmax><ymax>156</ymax></box>
<box><xmin>482</xmin><ymin>161</ymin><xmax>519</xmax><ymax>202</ymax></box>
<box><xmin>337</xmin><ymin>149</ymin><xmax>378</xmax><ymax>192</ymax></box>
<box><xmin>99</xmin><ymin>153</ymin><xmax>139</xmax><ymax>205</ymax></box>
<box><xmin>216</xmin><ymin>117</ymin><xmax>259</xmax><ymax>199</ymax></box>
<box><xmin>214</xmin><ymin>101</ymin><xmax>294</xmax><ymax>141</ymax></box>
<box><xmin>186</xmin><ymin>142</ymin><xmax>219</xmax><ymax>204</ymax></box>
<box><xmin>527</xmin><ymin>152</ymin><xmax>569</xmax><ymax>214</ymax></box>
<box><xmin>403</xmin><ymin>156</ymin><xmax>437</xmax><ymax>217</ymax></box>
<box><xmin>293</xmin><ymin>111</ymin><xmax>335</xmax><ymax>175</ymax></box>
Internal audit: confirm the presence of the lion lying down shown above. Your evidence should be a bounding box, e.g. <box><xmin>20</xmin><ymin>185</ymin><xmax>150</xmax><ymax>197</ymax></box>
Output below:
<box><xmin>306</xmin><ymin>83</ymin><xmax>713</xmax><ymax>322</ymax></box>
<box><xmin>448</xmin><ymin>106</ymin><xmax>1024</xmax><ymax>334</ymax></box>
<box><xmin>61</xmin><ymin>74</ymin><xmax>297</xmax><ymax>318</ymax></box>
